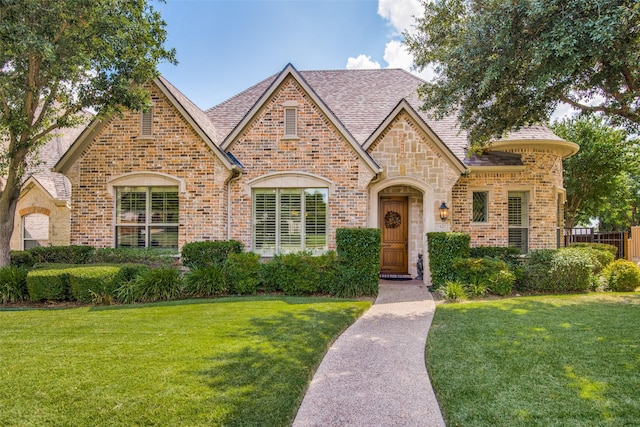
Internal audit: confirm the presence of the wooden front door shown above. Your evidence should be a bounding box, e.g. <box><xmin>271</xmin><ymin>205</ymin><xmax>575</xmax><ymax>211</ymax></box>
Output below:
<box><xmin>380</xmin><ymin>196</ymin><xmax>409</xmax><ymax>275</ymax></box>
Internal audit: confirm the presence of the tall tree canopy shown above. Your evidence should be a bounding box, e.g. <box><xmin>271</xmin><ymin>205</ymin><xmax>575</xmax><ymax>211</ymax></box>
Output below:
<box><xmin>0</xmin><ymin>0</ymin><xmax>176</xmax><ymax>266</ymax></box>
<box><xmin>405</xmin><ymin>0</ymin><xmax>640</xmax><ymax>147</ymax></box>
<box><xmin>552</xmin><ymin>116</ymin><xmax>639</xmax><ymax>230</ymax></box>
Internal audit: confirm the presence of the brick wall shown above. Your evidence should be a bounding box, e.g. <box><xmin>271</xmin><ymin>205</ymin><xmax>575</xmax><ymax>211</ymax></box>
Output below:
<box><xmin>227</xmin><ymin>76</ymin><xmax>375</xmax><ymax>251</ymax></box>
<box><xmin>452</xmin><ymin>147</ymin><xmax>564</xmax><ymax>250</ymax></box>
<box><xmin>66</xmin><ymin>83</ymin><xmax>233</xmax><ymax>249</ymax></box>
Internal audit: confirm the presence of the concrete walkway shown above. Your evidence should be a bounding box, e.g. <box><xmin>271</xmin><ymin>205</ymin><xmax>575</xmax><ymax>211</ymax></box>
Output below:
<box><xmin>293</xmin><ymin>280</ymin><xmax>446</xmax><ymax>426</ymax></box>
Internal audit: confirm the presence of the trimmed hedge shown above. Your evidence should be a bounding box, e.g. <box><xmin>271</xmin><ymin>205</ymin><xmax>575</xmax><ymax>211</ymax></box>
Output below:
<box><xmin>93</xmin><ymin>248</ymin><xmax>176</xmax><ymax>268</ymax></box>
<box><xmin>520</xmin><ymin>248</ymin><xmax>594</xmax><ymax>293</ymax></box>
<box><xmin>264</xmin><ymin>251</ymin><xmax>339</xmax><ymax>296</ymax></box>
<box><xmin>29</xmin><ymin>245</ymin><xmax>94</xmax><ymax>264</ymax></box>
<box><xmin>569</xmin><ymin>242</ymin><xmax>618</xmax><ymax>256</ymax></box>
<box><xmin>9</xmin><ymin>251</ymin><xmax>35</xmax><ymax>269</ymax></box>
<box><xmin>427</xmin><ymin>232</ymin><xmax>470</xmax><ymax>289</ymax></box>
<box><xmin>27</xmin><ymin>266</ymin><xmax>72</xmax><ymax>301</ymax></box>
<box><xmin>68</xmin><ymin>265</ymin><xmax>123</xmax><ymax>303</ymax></box>
<box><xmin>335</xmin><ymin>228</ymin><xmax>380</xmax><ymax>297</ymax></box>
<box><xmin>181</xmin><ymin>240</ymin><xmax>244</xmax><ymax>269</ymax></box>
<box><xmin>225</xmin><ymin>252</ymin><xmax>262</xmax><ymax>295</ymax></box>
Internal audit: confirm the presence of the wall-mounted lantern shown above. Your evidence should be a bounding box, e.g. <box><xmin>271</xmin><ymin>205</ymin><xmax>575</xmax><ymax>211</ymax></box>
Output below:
<box><xmin>439</xmin><ymin>202</ymin><xmax>449</xmax><ymax>222</ymax></box>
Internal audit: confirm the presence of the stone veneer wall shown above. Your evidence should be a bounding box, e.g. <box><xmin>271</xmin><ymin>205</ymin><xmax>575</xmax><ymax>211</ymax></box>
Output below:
<box><xmin>227</xmin><ymin>76</ymin><xmax>375</xmax><ymax>251</ymax></box>
<box><xmin>451</xmin><ymin>146</ymin><xmax>565</xmax><ymax>250</ymax></box>
<box><xmin>11</xmin><ymin>187</ymin><xmax>70</xmax><ymax>250</ymax></box>
<box><xmin>65</xmin><ymin>83</ymin><xmax>232</xmax><ymax>249</ymax></box>
<box><xmin>367</xmin><ymin>111</ymin><xmax>461</xmax><ymax>277</ymax></box>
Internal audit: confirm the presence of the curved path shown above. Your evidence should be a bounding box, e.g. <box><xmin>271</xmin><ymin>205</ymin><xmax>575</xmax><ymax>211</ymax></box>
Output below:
<box><xmin>293</xmin><ymin>280</ymin><xmax>446</xmax><ymax>426</ymax></box>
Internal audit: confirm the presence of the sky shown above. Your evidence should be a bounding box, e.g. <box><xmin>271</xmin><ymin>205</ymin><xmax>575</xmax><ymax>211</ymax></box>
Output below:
<box><xmin>155</xmin><ymin>0</ymin><xmax>428</xmax><ymax>110</ymax></box>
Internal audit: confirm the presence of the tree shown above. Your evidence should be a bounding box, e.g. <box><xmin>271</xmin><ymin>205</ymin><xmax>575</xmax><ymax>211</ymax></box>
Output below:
<box><xmin>0</xmin><ymin>0</ymin><xmax>176</xmax><ymax>266</ymax></box>
<box><xmin>405</xmin><ymin>0</ymin><xmax>640</xmax><ymax>148</ymax></box>
<box><xmin>551</xmin><ymin>116</ymin><xmax>638</xmax><ymax>230</ymax></box>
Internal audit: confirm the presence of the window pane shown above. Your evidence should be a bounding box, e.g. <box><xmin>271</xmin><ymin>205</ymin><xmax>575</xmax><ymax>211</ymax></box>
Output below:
<box><xmin>509</xmin><ymin>228</ymin><xmax>528</xmax><ymax>254</ymax></box>
<box><xmin>305</xmin><ymin>188</ymin><xmax>328</xmax><ymax>250</ymax></box>
<box><xmin>508</xmin><ymin>192</ymin><xmax>528</xmax><ymax>253</ymax></box>
<box><xmin>116</xmin><ymin>226</ymin><xmax>146</xmax><ymax>248</ymax></box>
<box><xmin>280</xmin><ymin>189</ymin><xmax>302</xmax><ymax>253</ymax></box>
<box><xmin>151</xmin><ymin>187</ymin><xmax>179</xmax><ymax>224</ymax></box>
<box><xmin>472</xmin><ymin>191</ymin><xmax>488</xmax><ymax>222</ymax></box>
<box><xmin>254</xmin><ymin>190</ymin><xmax>277</xmax><ymax>254</ymax></box>
<box><xmin>116</xmin><ymin>187</ymin><xmax>146</xmax><ymax>224</ymax></box>
<box><xmin>149</xmin><ymin>226</ymin><xmax>178</xmax><ymax>249</ymax></box>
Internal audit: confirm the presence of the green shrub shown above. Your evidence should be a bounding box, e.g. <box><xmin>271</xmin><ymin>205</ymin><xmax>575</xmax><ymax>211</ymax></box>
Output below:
<box><xmin>489</xmin><ymin>270</ymin><xmax>516</xmax><ymax>296</ymax></box>
<box><xmin>93</xmin><ymin>248</ymin><xmax>176</xmax><ymax>268</ymax></box>
<box><xmin>440</xmin><ymin>281</ymin><xmax>467</xmax><ymax>301</ymax></box>
<box><xmin>427</xmin><ymin>232</ymin><xmax>470</xmax><ymax>289</ymax></box>
<box><xmin>115</xmin><ymin>280</ymin><xmax>141</xmax><ymax>305</ymax></box>
<box><xmin>549</xmin><ymin>248</ymin><xmax>593</xmax><ymax>292</ymax></box>
<box><xmin>569</xmin><ymin>242</ymin><xmax>618</xmax><ymax>256</ymax></box>
<box><xmin>9</xmin><ymin>251</ymin><xmax>35</xmax><ymax>269</ymax></box>
<box><xmin>452</xmin><ymin>257</ymin><xmax>508</xmax><ymax>287</ymax></box>
<box><xmin>111</xmin><ymin>264</ymin><xmax>151</xmax><ymax>288</ymax></box>
<box><xmin>335</xmin><ymin>228</ymin><xmax>380</xmax><ymax>297</ymax></box>
<box><xmin>224</xmin><ymin>252</ymin><xmax>262</xmax><ymax>295</ymax></box>
<box><xmin>571</xmin><ymin>246</ymin><xmax>615</xmax><ymax>276</ymax></box>
<box><xmin>131</xmin><ymin>267</ymin><xmax>183</xmax><ymax>302</ymax></box>
<box><xmin>184</xmin><ymin>265</ymin><xmax>227</xmax><ymax>297</ymax></box>
<box><xmin>67</xmin><ymin>265</ymin><xmax>123</xmax><ymax>303</ymax></box>
<box><xmin>604</xmin><ymin>259</ymin><xmax>640</xmax><ymax>292</ymax></box>
<box><xmin>265</xmin><ymin>252</ymin><xmax>321</xmax><ymax>296</ymax></box>
<box><xmin>519</xmin><ymin>249</ymin><xmax>556</xmax><ymax>292</ymax></box>
<box><xmin>181</xmin><ymin>240</ymin><xmax>244</xmax><ymax>269</ymax></box>
<box><xmin>27</xmin><ymin>267</ymin><xmax>71</xmax><ymax>301</ymax></box>
<box><xmin>315</xmin><ymin>251</ymin><xmax>340</xmax><ymax>294</ymax></box>
<box><xmin>0</xmin><ymin>267</ymin><xmax>29</xmax><ymax>304</ymax></box>
<box><xmin>29</xmin><ymin>245</ymin><xmax>94</xmax><ymax>264</ymax></box>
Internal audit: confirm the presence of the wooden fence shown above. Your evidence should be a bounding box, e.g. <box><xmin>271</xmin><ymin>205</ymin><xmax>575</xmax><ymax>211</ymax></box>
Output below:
<box><xmin>564</xmin><ymin>228</ymin><xmax>629</xmax><ymax>260</ymax></box>
<box><xmin>628</xmin><ymin>226</ymin><xmax>640</xmax><ymax>261</ymax></box>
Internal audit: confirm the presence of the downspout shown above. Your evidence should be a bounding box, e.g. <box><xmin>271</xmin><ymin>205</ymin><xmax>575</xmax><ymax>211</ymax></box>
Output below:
<box><xmin>226</xmin><ymin>166</ymin><xmax>242</xmax><ymax>241</ymax></box>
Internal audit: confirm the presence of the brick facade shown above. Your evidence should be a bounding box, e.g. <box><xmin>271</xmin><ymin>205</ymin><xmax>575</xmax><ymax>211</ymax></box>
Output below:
<box><xmin>66</xmin><ymin>83</ymin><xmax>233</xmax><ymax>248</ymax></box>
<box><xmin>451</xmin><ymin>146</ymin><xmax>565</xmax><ymax>250</ymax></box>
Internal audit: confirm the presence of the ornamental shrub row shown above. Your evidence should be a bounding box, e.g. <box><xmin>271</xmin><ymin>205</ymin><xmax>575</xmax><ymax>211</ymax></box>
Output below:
<box><xmin>427</xmin><ymin>232</ymin><xmax>470</xmax><ymax>289</ymax></box>
<box><xmin>10</xmin><ymin>246</ymin><xmax>177</xmax><ymax>268</ymax></box>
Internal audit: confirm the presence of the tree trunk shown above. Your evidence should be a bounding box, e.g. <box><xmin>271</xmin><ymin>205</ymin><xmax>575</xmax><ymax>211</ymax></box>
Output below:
<box><xmin>0</xmin><ymin>189</ymin><xmax>19</xmax><ymax>267</ymax></box>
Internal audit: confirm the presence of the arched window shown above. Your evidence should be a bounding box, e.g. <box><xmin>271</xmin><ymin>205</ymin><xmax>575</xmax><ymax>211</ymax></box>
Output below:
<box><xmin>23</xmin><ymin>213</ymin><xmax>49</xmax><ymax>249</ymax></box>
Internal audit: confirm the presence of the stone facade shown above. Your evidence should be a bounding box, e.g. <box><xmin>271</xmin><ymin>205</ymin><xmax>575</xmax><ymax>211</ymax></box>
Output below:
<box><xmin>11</xmin><ymin>183</ymin><xmax>70</xmax><ymax>250</ymax></box>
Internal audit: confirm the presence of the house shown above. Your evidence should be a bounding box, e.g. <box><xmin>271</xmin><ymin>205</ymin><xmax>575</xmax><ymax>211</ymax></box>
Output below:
<box><xmin>53</xmin><ymin>64</ymin><xmax>578</xmax><ymax>279</ymax></box>
<box><xmin>9</xmin><ymin>127</ymin><xmax>83</xmax><ymax>251</ymax></box>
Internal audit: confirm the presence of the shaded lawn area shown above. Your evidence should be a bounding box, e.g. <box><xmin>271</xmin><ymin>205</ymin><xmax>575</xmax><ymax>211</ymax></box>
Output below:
<box><xmin>427</xmin><ymin>293</ymin><xmax>640</xmax><ymax>426</ymax></box>
<box><xmin>0</xmin><ymin>297</ymin><xmax>370</xmax><ymax>426</ymax></box>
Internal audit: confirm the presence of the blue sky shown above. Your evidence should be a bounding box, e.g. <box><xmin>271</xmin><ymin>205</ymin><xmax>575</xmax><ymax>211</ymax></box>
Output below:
<box><xmin>155</xmin><ymin>0</ymin><xmax>426</xmax><ymax>109</ymax></box>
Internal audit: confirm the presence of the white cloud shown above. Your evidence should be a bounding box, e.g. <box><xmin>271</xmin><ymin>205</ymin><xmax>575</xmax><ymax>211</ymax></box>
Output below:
<box><xmin>346</xmin><ymin>54</ymin><xmax>381</xmax><ymax>70</ymax></box>
<box><xmin>377</xmin><ymin>0</ymin><xmax>422</xmax><ymax>35</ymax></box>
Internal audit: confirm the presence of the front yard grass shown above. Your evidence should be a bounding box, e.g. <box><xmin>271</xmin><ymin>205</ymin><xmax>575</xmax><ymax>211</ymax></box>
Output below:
<box><xmin>0</xmin><ymin>297</ymin><xmax>370</xmax><ymax>426</ymax></box>
<box><xmin>427</xmin><ymin>293</ymin><xmax>640</xmax><ymax>426</ymax></box>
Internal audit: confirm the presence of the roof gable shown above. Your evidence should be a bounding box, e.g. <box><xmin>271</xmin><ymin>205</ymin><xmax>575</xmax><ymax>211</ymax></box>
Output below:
<box><xmin>364</xmin><ymin>99</ymin><xmax>466</xmax><ymax>174</ymax></box>
<box><xmin>54</xmin><ymin>77</ymin><xmax>239</xmax><ymax>174</ymax></box>
<box><xmin>218</xmin><ymin>64</ymin><xmax>381</xmax><ymax>173</ymax></box>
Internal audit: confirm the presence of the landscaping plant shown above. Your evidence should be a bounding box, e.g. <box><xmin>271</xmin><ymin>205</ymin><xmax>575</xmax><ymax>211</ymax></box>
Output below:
<box><xmin>604</xmin><ymin>259</ymin><xmax>640</xmax><ymax>292</ymax></box>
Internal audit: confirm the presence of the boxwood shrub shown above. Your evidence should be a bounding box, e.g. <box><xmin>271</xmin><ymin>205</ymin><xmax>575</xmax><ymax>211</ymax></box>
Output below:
<box><xmin>335</xmin><ymin>228</ymin><xmax>380</xmax><ymax>297</ymax></box>
<box><xmin>427</xmin><ymin>232</ymin><xmax>470</xmax><ymax>289</ymax></box>
<box><xmin>68</xmin><ymin>265</ymin><xmax>124</xmax><ymax>303</ymax></box>
<box><xmin>521</xmin><ymin>248</ymin><xmax>594</xmax><ymax>293</ymax></box>
<box><xmin>27</xmin><ymin>266</ymin><xmax>72</xmax><ymax>301</ymax></box>
<box><xmin>224</xmin><ymin>252</ymin><xmax>262</xmax><ymax>295</ymax></box>
<box><xmin>93</xmin><ymin>248</ymin><xmax>176</xmax><ymax>268</ymax></box>
<box><xmin>29</xmin><ymin>245</ymin><xmax>94</xmax><ymax>264</ymax></box>
<box><xmin>181</xmin><ymin>240</ymin><xmax>244</xmax><ymax>269</ymax></box>
<box><xmin>9</xmin><ymin>251</ymin><xmax>35</xmax><ymax>269</ymax></box>
<box><xmin>604</xmin><ymin>259</ymin><xmax>640</xmax><ymax>292</ymax></box>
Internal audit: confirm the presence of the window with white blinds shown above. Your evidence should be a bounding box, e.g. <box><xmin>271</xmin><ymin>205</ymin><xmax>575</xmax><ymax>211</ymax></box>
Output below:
<box><xmin>508</xmin><ymin>191</ymin><xmax>528</xmax><ymax>254</ymax></box>
<box><xmin>284</xmin><ymin>107</ymin><xmax>297</xmax><ymax>137</ymax></box>
<box><xmin>115</xmin><ymin>186</ymin><xmax>178</xmax><ymax>249</ymax></box>
<box><xmin>253</xmin><ymin>188</ymin><xmax>328</xmax><ymax>256</ymax></box>
<box><xmin>472</xmin><ymin>191</ymin><xmax>488</xmax><ymax>222</ymax></box>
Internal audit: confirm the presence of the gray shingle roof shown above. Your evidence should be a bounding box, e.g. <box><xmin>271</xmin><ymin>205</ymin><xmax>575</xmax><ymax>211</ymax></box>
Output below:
<box><xmin>205</xmin><ymin>67</ymin><xmax>564</xmax><ymax>163</ymax></box>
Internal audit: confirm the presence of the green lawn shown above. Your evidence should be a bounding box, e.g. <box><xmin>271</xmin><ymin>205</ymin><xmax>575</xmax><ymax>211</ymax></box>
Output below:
<box><xmin>427</xmin><ymin>293</ymin><xmax>640</xmax><ymax>426</ymax></box>
<box><xmin>0</xmin><ymin>297</ymin><xmax>370</xmax><ymax>426</ymax></box>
